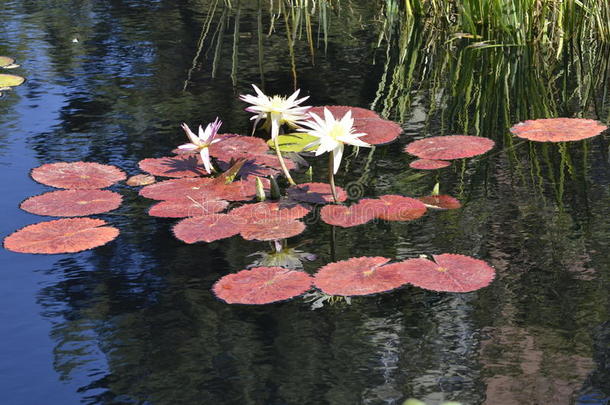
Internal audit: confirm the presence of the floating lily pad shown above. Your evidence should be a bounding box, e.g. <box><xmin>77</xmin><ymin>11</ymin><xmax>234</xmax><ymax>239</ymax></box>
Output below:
<box><xmin>138</xmin><ymin>155</ymin><xmax>210</xmax><ymax>178</ymax></box>
<box><xmin>320</xmin><ymin>203</ymin><xmax>376</xmax><ymax>228</ymax></box>
<box><xmin>173</xmin><ymin>214</ymin><xmax>241</xmax><ymax>243</ymax></box>
<box><xmin>287</xmin><ymin>182</ymin><xmax>347</xmax><ymax>204</ymax></box>
<box><xmin>31</xmin><ymin>162</ymin><xmax>126</xmax><ymax>189</ymax></box>
<box><xmin>208</xmin><ymin>133</ymin><xmax>269</xmax><ymax>159</ymax></box>
<box><xmin>229</xmin><ymin>201</ymin><xmax>311</xmax><ymax>222</ymax></box>
<box><xmin>404</xmin><ymin>135</ymin><xmax>494</xmax><ymax>160</ymax></box>
<box><xmin>216</xmin><ymin>154</ymin><xmax>295</xmax><ymax>180</ymax></box>
<box><xmin>386</xmin><ymin>254</ymin><xmax>495</xmax><ymax>292</ymax></box>
<box><xmin>314</xmin><ymin>256</ymin><xmax>411</xmax><ymax>296</ymax></box>
<box><xmin>309</xmin><ymin>106</ymin><xmax>402</xmax><ymax>145</ymax></box>
<box><xmin>267</xmin><ymin>132</ymin><xmax>318</xmax><ymax>152</ymax></box>
<box><xmin>20</xmin><ymin>189</ymin><xmax>122</xmax><ymax>217</ymax></box>
<box><xmin>240</xmin><ymin>218</ymin><xmax>306</xmax><ymax>241</ymax></box>
<box><xmin>417</xmin><ymin>195</ymin><xmax>461</xmax><ymax>210</ymax></box>
<box><xmin>148</xmin><ymin>198</ymin><xmax>228</xmax><ymax>218</ymax></box>
<box><xmin>409</xmin><ymin>159</ymin><xmax>451</xmax><ymax>170</ymax></box>
<box><xmin>374</xmin><ymin>195</ymin><xmax>427</xmax><ymax>221</ymax></box>
<box><xmin>126</xmin><ymin>174</ymin><xmax>156</xmax><ymax>186</ymax></box>
<box><xmin>212</xmin><ymin>267</ymin><xmax>313</xmax><ymax>304</ymax></box>
<box><xmin>0</xmin><ymin>56</ymin><xmax>15</xmax><ymax>68</ymax></box>
<box><xmin>509</xmin><ymin>118</ymin><xmax>607</xmax><ymax>142</ymax></box>
<box><xmin>139</xmin><ymin>177</ymin><xmax>215</xmax><ymax>200</ymax></box>
<box><xmin>3</xmin><ymin>218</ymin><xmax>119</xmax><ymax>254</ymax></box>
<box><xmin>0</xmin><ymin>73</ymin><xmax>25</xmax><ymax>87</ymax></box>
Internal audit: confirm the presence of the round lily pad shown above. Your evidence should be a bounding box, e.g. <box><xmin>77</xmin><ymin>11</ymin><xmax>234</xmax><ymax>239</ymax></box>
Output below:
<box><xmin>240</xmin><ymin>218</ymin><xmax>306</xmax><ymax>241</ymax></box>
<box><xmin>320</xmin><ymin>203</ymin><xmax>377</xmax><ymax>228</ymax></box>
<box><xmin>509</xmin><ymin>118</ymin><xmax>607</xmax><ymax>142</ymax></box>
<box><xmin>386</xmin><ymin>254</ymin><xmax>495</xmax><ymax>292</ymax></box>
<box><xmin>31</xmin><ymin>162</ymin><xmax>126</xmax><ymax>189</ymax></box>
<box><xmin>404</xmin><ymin>135</ymin><xmax>494</xmax><ymax>160</ymax></box>
<box><xmin>173</xmin><ymin>214</ymin><xmax>241</xmax><ymax>243</ymax></box>
<box><xmin>148</xmin><ymin>198</ymin><xmax>228</xmax><ymax>218</ymax></box>
<box><xmin>374</xmin><ymin>195</ymin><xmax>427</xmax><ymax>221</ymax></box>
<box><xmin>409</xmin><ymin>159</ymin><xmax>451</xmax><ymax>170</ymax></box>
<box><xmin>0</xmin><ymin>73</ymin><xmax>25</xmax><ymax>87</ymax></box>
<box><xmin>212</xmin><ymin>267</ymin><xmax>313</xmax><ymax>304</ymax></box>
<box><xmin>314</xmin><ymin>256</ymin><xmax>411</xmax><ymax>296</ymax></box>
<box><xmin>139</xmin><ymin>178</ymin><xmax>215</xmax><ymax>200</ymax></box>
<box><xmin>208</xmin><ymin>134</ymin><xmax>269</xmax><ymax>159</ymax></box>
<box><xmin>3</xmin><ymin>218</ymin><xmax>119</xmax><ymax>254</ymax></box>
<box><xmin>20</xmin><ymin>189</ymin><xmax>122</xmax><ymax>217</ymax></box>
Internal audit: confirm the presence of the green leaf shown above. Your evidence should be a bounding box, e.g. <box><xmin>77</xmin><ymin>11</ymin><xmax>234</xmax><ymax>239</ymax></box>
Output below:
<box><xmin>267</xmin><ymin>133</ymin><xmax>318</xmax><ymax>152</ymax></box>
<box><xmin>0</xmin><ymin>73</ymin><xmax>25</xmax><ymax>87</ymax></box>
<box><xmin>402</xmin><ymin>400</ymin><xmax>426</xmax><ymax>405</ymax></box>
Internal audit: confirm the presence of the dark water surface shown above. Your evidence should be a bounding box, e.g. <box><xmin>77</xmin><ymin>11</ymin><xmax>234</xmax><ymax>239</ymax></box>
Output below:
<box><xmin>1</xmin><ymin>1</ymin><xmax>609</xmax><ymax>404</ymax></box>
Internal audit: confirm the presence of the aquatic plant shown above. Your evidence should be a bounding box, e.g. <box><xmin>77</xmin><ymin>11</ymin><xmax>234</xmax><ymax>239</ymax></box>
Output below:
<box><xmin>404</xmin><ymin>135</ymin><xmax>495</xmax><ymax>161</ymax></box>
<box><xmin>4</xmin><ymin>218</ymin><xmax>119</xmax><ymax>254</ymax></box>
<box><xmin>30</xmin><ymin>162</ymin><xmax>127</xmax><ymax>189</ymax></box>
<box><xmin>299</xmin><ymin>107</ymin><xmax>371</xmax><ymax>202</ymax></box>
<box><xmin>20</xmin><ymin>190</ymin><xmax>123</xmax><ymax>217</ymax></box>
<box><xmin>240</xmin><ymin>84</ymin><xmax>310</xmax><ymax>185</ymax></box>
<box><xmin>213</xmin><ymin>266</ymin><xmax>314</xmax><ymax>305</ymax></box>
<box><xmin>509</xmin><ymin>118</ymin><xmax>608</xmax><ymax>142</ymax></box>
<box><xmin>177</xmin><ymin>118</ymin><xmax>222</xmax><ymax>174</ymax></box>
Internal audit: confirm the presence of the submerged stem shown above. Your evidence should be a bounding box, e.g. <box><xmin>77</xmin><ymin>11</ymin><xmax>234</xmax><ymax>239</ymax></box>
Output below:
<box><xmin>328</xmin><ymin>150</ymin><xmax>338</xmax><ymax>203</ymax></box>
<box><xmin>273</xmin><ymin>136</ymin><xmax>296</xmax><ymax>186</ymax></box>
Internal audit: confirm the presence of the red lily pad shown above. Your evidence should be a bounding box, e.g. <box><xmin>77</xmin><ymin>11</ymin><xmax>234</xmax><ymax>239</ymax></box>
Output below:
<box><xmin>212</xmin><ymin>266</ymin><xmax>313</xmax><ymax>304</ymax></box>
<box><xmin>240</xmin><ymin>218</ymin><xmax>306</xmax><ymax>241</ymax></box>
<box><xmin>287</xmin><ymin>182</ymin><xmax>347</xmax><ymax>204</ymax></box>
<box><xmin>385</xmin><ymin>254</ymin><xmax>495</xmax><ymax>292</ymax></box>
<box><xmin>404</xmin><ymin>135</ymin><xmax>495</xmax><ymax>160</ymax></box>
<box><xmin>417</xmin><ymin>195</ymin><xmax>461</xmax><ymax>210</ymax></box>
<box><xmin>358</xmin><ymin>119</ymin><xmax>403</xmax><ymax>145</ymax></box>
<box><xmin>229</xmin><ymin>201</ymin><xmax>311</xmax><ymax>222</ymax></box>
<box><xmin>314</xmin><ymin>256</ymin><xmax>411</xmax><ymax>296</ymax></box>
<box><xmin>31</xmin><ymin>162</ymin><xmax>126</xmax><ymax>189</ymax></box>
<box><xmin>309</xmin><ymin>106</ymin><xmax>402</xmax><ymax>145</ymax></box>
<box><xmin>217</xmin><ymin>158</ymin><xmax>279</xmax><ymax>179</ymax></box>
<box><xmin>374</xmin><ymin>195</ymin><xmax>427</xmax><ymax>221</ymax></box>
<box><xmin>409</xmin><ymin>159</ymin><xmax>451</xmax><ymax>170</ymax></box>
<box><xmin>148</xmin><ymin>198</ymin><xmax>229</xmax><ymax>218</ymax></box>
<box><xmin>214</xmin><ymin>179</ymin><xmax>268</xmax><ymax>201</ymax></box>
<box><xmin>509</xmin><ymin>118</ymin><xmax>607</xmax><ymax>142</ymax></box>
<box><xmin>3</xmin><ymin>218</ymin><xmax>119</xmax><ymax>254</ymax></box>
<box><xmin>320</xmin><ymin>203</ymin><xmax>376</xmax><ymax>227</ymax></box>
<box><xmin>208</xmin><ymin>134</ymin><xmax>269</xmax><ymax>159</ymax></box>
<box><xmin>20</xmin><ymin>190</ymin><xmax>122</xmax><ymax>217</ymax></box>
<box><xmin>126</xmin><ymin>174</ymin><xmax>156</xmax><ymax>186</ymax></box>
<box><xmin>139</xmin><ymin>178</ymin><xmax>215</xmax><ymax>200</ymax></box>
<box><xmin>138</xmin><ymin>155</ymin><xmax>210</xmax><ymax>178</ymax></box>
<box><xmin>173</xmin><ymin>214</ymin><xmax>241</xmax><ymax>243</ymax></box>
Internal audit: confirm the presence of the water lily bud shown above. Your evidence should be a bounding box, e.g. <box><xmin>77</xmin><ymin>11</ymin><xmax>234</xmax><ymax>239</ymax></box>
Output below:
<box><xmin>255</xmin><ymin>177</ymin><xmax>266</xmax><ymax>202</ymax></box>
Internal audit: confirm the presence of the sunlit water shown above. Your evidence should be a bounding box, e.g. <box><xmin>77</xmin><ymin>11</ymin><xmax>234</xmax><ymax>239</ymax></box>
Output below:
<box><xmin>1</xmin><ymin>1</ymin><xmax>609</xmax><ymax>405</ymax></box>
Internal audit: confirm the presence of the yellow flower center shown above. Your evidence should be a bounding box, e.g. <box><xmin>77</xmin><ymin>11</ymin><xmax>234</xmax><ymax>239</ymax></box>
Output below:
<box><xmin>269</xmin><ymin>96</ymin><xmax>287</xmax><ymax>113</ymax></box>
<box><xmin>328</xmin><ymin>123</ymin><xmax>346</xmax><ymax>141</ymax></box>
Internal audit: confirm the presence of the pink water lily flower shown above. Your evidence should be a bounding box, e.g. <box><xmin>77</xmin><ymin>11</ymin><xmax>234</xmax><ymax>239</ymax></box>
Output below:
<box><xmin>178</xmin><ymin>118</ymin><xmax>222</xmax><ymax>174</ymax></box>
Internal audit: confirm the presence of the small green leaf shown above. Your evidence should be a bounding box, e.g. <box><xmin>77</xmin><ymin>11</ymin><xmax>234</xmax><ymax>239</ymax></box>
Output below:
<box><xmin>402</xmin><ymin>399</ymin><xmax>426</xmax><ymax>405</ymax></box>
<box><xmin>267</xmin><ymin>133</ymin><xmax>318</xmax><ymax>152</ymax></box>
<box><xmin>0</xmin><ymin>73</ymin><xmax>25</xmax><ymax>87</ymax></box>
<box><xmin>0</xmin><ymin>56</ymin><xmax>15</xmax><ymax>68</ymax></box>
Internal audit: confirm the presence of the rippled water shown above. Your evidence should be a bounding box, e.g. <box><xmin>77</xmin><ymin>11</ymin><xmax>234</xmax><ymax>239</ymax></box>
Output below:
<box><xmin>1</xmin><ymin>1</ymin><xmax>609</xmax><ymax>404</ymax></box>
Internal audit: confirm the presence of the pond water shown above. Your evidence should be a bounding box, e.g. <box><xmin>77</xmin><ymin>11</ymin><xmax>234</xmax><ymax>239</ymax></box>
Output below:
<box><xmin>1</xmin><ymin>1</ymin><xmax>609</xmax><ymax>404</ymax></box>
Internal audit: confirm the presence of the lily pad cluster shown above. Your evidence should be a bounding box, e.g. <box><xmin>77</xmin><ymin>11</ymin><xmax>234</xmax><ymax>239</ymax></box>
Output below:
<box><xmin>4</xmin><ymin>162</ymin><xmax>125</xmax><ymax>254</ymax></box>
<box><xmin>213</xmin><ymin>254</ymin><xmax>496</xmax><ymax>304</ymax></box>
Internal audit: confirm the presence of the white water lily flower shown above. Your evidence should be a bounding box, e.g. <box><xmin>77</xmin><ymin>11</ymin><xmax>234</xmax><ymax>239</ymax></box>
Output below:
<box><xmin>300</xmin><ymin>108</ymin><xmax>371</xmax><ymax>174</ymax></box>
<box><xmin>178</xmin><ymin>117</ymin><xmax>222</xmax><ymax>174</ymax></box>
<box><xmin>239</xmin><ymin>84</ymin><xmax>310</xmax><ymax>139</ymax></box>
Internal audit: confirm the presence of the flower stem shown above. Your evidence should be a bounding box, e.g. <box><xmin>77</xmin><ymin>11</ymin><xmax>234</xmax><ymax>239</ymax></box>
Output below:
<box><xmin>273</xmin><ymin>136</ymin><xmax>296</xmax><ymax>186</ymax></box>
<box><xmin>328</xmin><ymin>150</ymin><xmax>339</xmax><ymax>203</ymax></box>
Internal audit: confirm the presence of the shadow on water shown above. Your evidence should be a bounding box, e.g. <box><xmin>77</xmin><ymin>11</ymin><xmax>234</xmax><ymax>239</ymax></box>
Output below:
<box><xmin>1</xmin><ymin>1</ymin><xmax>610</xmax><ymax>404</ymax></box>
